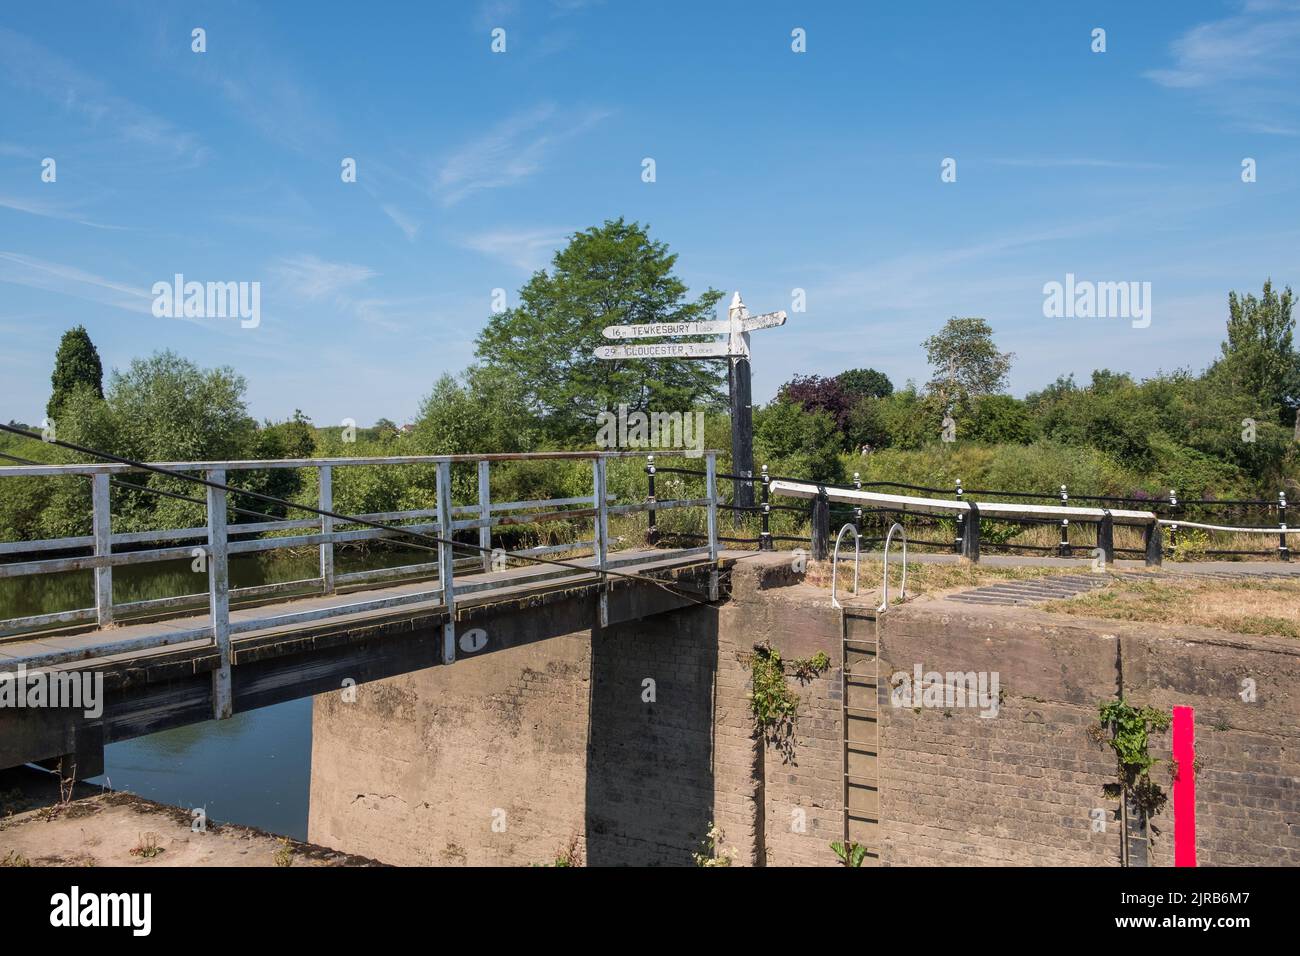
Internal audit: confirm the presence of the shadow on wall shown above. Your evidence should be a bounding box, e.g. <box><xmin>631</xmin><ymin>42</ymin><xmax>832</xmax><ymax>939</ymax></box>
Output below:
<box><xmin>584</xmin><ymin>605</ymin><xmax>720</xmax><ymax>866</ymax></box>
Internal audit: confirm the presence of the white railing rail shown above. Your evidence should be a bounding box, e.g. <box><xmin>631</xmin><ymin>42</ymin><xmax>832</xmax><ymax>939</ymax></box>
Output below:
<box><xmin>830</xmin><ymin>523</ymin><xmax>860</xmax><ymax>609</ymax></box>
<box><xmin>878</xmin><ymin>522</ymin><xmax>908</xmax><ymax>613</ymax></box>
<box><xmin>769</xmin><ymin>479</ymin><xmax>1162</xmax><ymax>566</ymax></box>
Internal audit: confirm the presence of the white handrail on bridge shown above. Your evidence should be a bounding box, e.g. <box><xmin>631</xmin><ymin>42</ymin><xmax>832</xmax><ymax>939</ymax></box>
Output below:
<box><xmin>768</xmin><ymin>480</ymin><xmax>1157</xmax><ymax>526</ymax></box>
<box><xmin>878</xmin><ymin>522</ymin><xmax>907</xmax><ymax>613</ymax></box>
<box><xmin>830</xmin><ymin>523</ymin><xmax>859</xmax><ymax>609</ymax></box>
<box><xmin>1157</xmin><ymin>519</ymin><xmax>1299</xmax><ymax>535</ymax></box>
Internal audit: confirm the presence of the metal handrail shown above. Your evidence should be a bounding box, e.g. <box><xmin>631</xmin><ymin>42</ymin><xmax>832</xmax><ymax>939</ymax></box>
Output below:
<box><xmin>878</xmin><ymin>522</ymin><xmax>907</xmax><ymax>613</ymax></box>
<box><xmin>830</xmin><ymin>523</ymin><xmax>860</xmax><ymax>609</ymax></box>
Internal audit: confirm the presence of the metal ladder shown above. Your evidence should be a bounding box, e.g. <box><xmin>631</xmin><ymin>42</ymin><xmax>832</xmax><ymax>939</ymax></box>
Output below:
<box><xmin>841</xmin><ymin>606</ymin><xmax>881</xmax><ymax>864</ymax></box>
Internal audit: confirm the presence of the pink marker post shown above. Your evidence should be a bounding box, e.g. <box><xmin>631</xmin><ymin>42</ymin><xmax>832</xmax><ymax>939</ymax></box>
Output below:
<box><xmin>1172</xmin><ymin>705</ymin><xmax>1196</xmax><ymax>867</ymax></box>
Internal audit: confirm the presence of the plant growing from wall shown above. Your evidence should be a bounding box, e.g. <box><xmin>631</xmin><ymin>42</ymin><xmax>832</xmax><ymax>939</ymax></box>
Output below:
<box><xmin>830</xmin><ymin>840</ymin><xmax>867</xmax><ymax>867</ymax></box>
<box><xmin>1094</xmin><ymin>699</ymin><xmax>1172</xmax><ymax>821</ymax></box>
<box><xmin>747</xmin><ymin>643</ymin><xmax>831</xmax><ymax>761</ymax></box>
<box><xmin>692</xmin><ymin>822</ymin><xmax>732</xmax><ymax>867</ymax></box>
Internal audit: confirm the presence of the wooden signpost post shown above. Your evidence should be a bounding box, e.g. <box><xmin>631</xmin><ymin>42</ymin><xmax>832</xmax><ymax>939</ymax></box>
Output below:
<box><xmin>594</xmin><ymin>290</ymin><xmax>787</xmax><ymax>521</ymax></box>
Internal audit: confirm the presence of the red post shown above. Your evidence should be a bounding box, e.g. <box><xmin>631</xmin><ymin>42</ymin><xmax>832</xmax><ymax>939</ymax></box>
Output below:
<box><xmin>1172</xmin><ymin>705</ymin><xmax>1196</xmax><ymax>867</ymax></box>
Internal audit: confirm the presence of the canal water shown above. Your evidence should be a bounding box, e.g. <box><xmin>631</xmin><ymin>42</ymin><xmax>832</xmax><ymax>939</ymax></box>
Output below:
<box><xmin>1</xmin><ymin>545</ymin><xmax>432</xmax><ymax>842</ymax></box>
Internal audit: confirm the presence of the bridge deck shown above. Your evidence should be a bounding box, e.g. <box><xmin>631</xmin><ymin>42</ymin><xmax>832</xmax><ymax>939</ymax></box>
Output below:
<box><xmin>1</xmin><ymin>548</ymin><xmax>736</xmax><ymax>671</ymax></box>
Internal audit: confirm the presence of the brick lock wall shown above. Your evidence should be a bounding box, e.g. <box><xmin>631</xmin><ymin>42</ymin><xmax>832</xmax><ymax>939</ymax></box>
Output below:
<box><xmin>310</xmin><ymin>555</ymin><xmax>1299</xmax><ymax>866</ymax></box>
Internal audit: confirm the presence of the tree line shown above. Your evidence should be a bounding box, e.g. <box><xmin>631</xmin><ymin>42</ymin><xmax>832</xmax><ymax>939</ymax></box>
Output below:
<box><xmin>3</xmin><ymin>218</ymin><xmax>1296</xmax><ymax>543</ymax></box>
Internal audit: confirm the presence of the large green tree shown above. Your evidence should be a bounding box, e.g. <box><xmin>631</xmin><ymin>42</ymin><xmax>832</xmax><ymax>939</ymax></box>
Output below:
<box><xmin>47</xmin><ymin>325</ymin><xmax>104</xmax><ymax>419</ymax></box>
<box><xmin>922</xmin><ymin>317</ymin><xmax>1013</xmax><ymax>406</ymax></box>
<box><xmin>474</xmin><ymin>218</ymin><xmax>727</xmax><ymax>444</ymax></box>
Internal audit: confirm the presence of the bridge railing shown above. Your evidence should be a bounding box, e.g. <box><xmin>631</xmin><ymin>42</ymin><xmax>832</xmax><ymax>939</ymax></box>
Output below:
<box><xmin>0</xmin><ymin>450</ymin><xmax>721</xmax><ymax>716</ymax></box>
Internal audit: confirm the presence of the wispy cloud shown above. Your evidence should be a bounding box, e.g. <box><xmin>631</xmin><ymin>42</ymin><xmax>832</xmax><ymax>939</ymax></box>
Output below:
<box><xmin>1145</xmin><ymin>0</ymin><xmax>1300</xmax><ymax>134</ymax></box>
<box><xmin>0</xmin><ymin>27</ymin><xmax>206</xmax><ymax>164</ymax></box>
<box><xmin>0</xmin><ymin>194</ymin><xmax>127</xmax><ymax>230</ymax></box>
<box><xmin>272</xmin><ymin>255</ymin><xmax>377</xmax><ymax>301</ymax></box>
<box><xmin>0</xmin><ymin>251</ymin><xmax>153</xmax><ymax>315</ymax></box>
<box><xmin>431</xmin><ymin>103</ymin><xmax>611</xmax><ymax>205</ymax></box>
<box><xmin>380</xmin><ymin>203</ymin><xmax>421</xmax><ymax>242</ymax></box>
<box><xmin>462</xmin><ymin>227</ymin><xmax>569</xmax><ymax>271</ymax></box>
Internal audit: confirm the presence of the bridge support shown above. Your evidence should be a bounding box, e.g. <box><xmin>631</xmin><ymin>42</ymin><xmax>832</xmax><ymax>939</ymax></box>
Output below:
<box><xmin>478</xmin><ymin>461</ymin><xmax>492</xmax><ymax>571</ymax></box>
<box><xmin>437</xmin><ymin>460</ymin><xmax>457</xmax><ymax>665</ymax></box>
<box><xmin>207</xmin><ymin>468</ymin><xmax>233</xmax><ymax>719</ymax></box>
<box><xmin>37</xmin><ymin>723</ymin><xmax>104</xmax><ymax>785</ymax></box>
<box><xmin>319</xmin><ymin>464</ymin><xmax>335</xmax><ymax>593</ymax></box>
<box><xmin>594</xmin><ymin>457</ymin><xmax>610</xmax><ymax>626</ymax></box>
<box><xmin>91</xmin><ymin>472</ymin><xmax>113</xmax><ymax>627</ymax></box>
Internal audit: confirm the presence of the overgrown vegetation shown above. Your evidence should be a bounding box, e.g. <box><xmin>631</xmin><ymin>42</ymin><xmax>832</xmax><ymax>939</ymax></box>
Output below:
<box><xmin>747</xmin><ymin>642</ymin><xmax>831</xmax><ymax>762</ymax></box>
<box><xmin>1092</xmin><ymin>700</ymin><xmax>1172</xmax><ymax>822</ymax></box>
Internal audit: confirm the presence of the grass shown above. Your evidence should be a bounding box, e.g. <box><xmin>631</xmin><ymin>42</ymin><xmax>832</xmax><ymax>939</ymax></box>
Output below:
<box><xmin>1043</xmin><ymin>576</ymin><xmax>1300</xmax><ymax>638</ymax></box>
<box><xmin>805</xmin><ymin>558</ymin><xmax>1079</xmax><ymax>599</ymax></box>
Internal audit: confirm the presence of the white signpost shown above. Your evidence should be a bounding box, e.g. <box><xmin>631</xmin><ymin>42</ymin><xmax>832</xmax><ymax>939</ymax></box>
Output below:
<box><xmin>594</xmin><ymin>291</ymin><xmax>787</xmax><ymax>520</ymax></box>
<box><xmin>594</xmin><ymin>341</ymin><xmax>732</xmax><ymax>359</ymax></box>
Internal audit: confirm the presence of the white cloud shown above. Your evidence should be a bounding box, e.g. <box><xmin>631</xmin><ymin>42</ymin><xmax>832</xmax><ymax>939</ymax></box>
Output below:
<box><xmin>1145</xmin><ymin>1</ymin><xmax>1300</xmax><ymax>134</ymax></box>
<box><xmin>0</xmin><ymin>251</ymin><xmax>152</xmax><ymax>315</ymax></box>
<box><xmin>431</xmin><ymin>103</ymin><xmax>611</xmax><ymax>205</ymax></box>
<box><xmin>272</xmin><ymin>255</ymin><xmax>377</xmax><ymax>301</ymax></box>
<box><xmin>0</xmin><ymin>27</ymin><xmax>206</xmax><ymax>164</ymax></box>
<box><xmin>462</xmin><ymin>227</ymin><xmax>569</xmax><ymax>271</ymax></box>
<box><xmin>381</xmin><ymin>203</ymin><xmax>421</xmax><ymax>242</ymax></box>
<box><xmin>0</xmin><ymin>193</ymin><xmax>127</xmax><ymax>230</ymax></box>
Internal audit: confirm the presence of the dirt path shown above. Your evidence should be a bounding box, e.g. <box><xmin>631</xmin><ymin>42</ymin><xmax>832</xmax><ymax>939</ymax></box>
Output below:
<box><xmin>0</xmin><ymin>770</ymin><xmax>380</xmax><ymax>867</ymax></box>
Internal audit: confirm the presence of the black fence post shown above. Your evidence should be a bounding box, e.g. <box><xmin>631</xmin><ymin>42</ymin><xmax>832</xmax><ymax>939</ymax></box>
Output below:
<box><xmin>1098</xmin><ymin>511</ymin><xmax>1115</xmax><ymax>565</ymax></box>
<box><xmin>1280</xmin><ymin>491</ymin><xmax>1290</xmax><ymax>562</ymax></box>
<box><xmin>1143</xmin><ymin>519</ymin><xmax>1162</xmax><ymax>567</ymax></box>
<box><xmin>759</xmin><ymin>465</ymin><xmax>772</xmax><ymax>552</ymax></box>
<box><xmin>645</xmin><ymin>455</ymin><xmax>658</xmax><ymax>546</ymax></box>
<box><xmin>853</xmin><ymin>471</ymin><xmax>863</xmax><ymax>541</ymax></box>
<box><xmin>961</xmin><ymin>499</ymin><xmax>980</xmax><ymax>562</ymax></box>
<box><xmin>1059</xmin><ymin>484</ymin><xmax>1071</xmax><ymax>557</ymax></box>
<box><xmin>1167</xmin><ymin>489</ymin><xmax>1178</xmax><ymax>553</ymax></box>
<box><xmin>811</xmin><ymin>487</ymin><xmax>830</xmax><ymax>561</ymax></box>
<box><xmin>953</xmin><ymin>479</ymin><xmax>964</xmax><ymax>554</ymax></box>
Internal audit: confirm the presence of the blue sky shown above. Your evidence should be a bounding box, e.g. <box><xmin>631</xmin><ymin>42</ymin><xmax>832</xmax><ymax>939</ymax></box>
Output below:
<box><xmin>2</xmin><ymin>0</ymin><xmax>1298</xmax><ymax>427</ymax></box>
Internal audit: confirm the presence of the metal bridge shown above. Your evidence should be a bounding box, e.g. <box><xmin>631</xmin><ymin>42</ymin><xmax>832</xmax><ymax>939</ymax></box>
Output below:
<box><xmin>0</xmin><ymin>449</ymin><xmax>736</xmax><ymax>776</ymax></box>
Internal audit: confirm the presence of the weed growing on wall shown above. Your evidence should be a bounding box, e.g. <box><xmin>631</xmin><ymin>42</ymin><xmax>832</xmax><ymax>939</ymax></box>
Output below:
<box><xmin>1094</xmin><ymin>699</ymin><xmax>1172</xmax><ymax>821</ymax></box>
<box><xmin>747</xmin><ymin>642</ymin><xmax>831</xmax><ymax>762</ymax></box>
